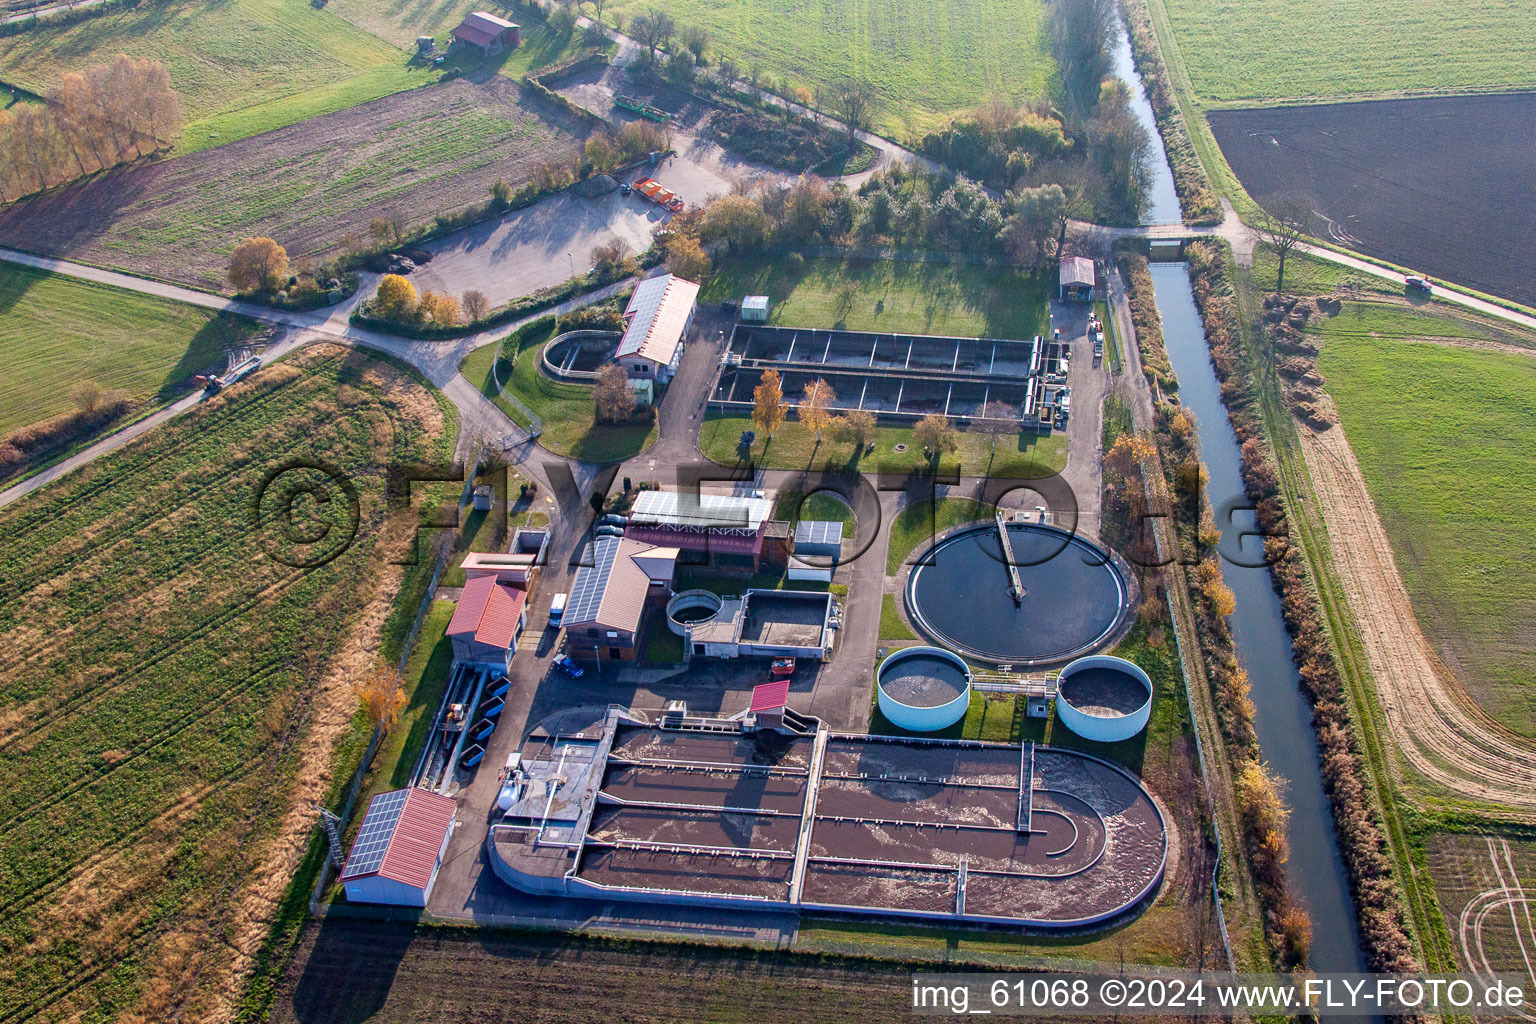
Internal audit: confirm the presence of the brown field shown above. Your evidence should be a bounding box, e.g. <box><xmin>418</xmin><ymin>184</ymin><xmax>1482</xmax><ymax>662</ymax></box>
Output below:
<box><xmin>0</xmin><ymin>77</ymin><xmax>589</xmax><ymax>291</ymax></box>
<box><xmin>1427</xmin><ymin>833</ymin><xmax>1536</xmax><ymax>994</ymax></box>
<box><xmin>273</xmin><ymin>919</ymin><xmax>913</xmax><ymax>1023</ymax></box>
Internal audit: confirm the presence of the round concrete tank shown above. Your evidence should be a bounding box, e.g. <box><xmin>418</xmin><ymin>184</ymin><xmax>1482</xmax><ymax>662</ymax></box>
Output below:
<box><xmin>1055</xmin><ymin>655</ymin><xmax>1153</xmax><ymax>743</ymax></box>
<box><xmin>877</xmin><ymin>646</ymin><xmax>972</xmax><ymax>732</ymax></box>
<box><xmin>666</xmin><ymin>589</ymin><xmax>723</xmax><ymax>636</ymax></box>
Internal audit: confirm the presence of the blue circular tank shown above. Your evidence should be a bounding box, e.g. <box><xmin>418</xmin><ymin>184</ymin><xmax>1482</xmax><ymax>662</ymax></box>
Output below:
<box><xmin>877</xmin><ymin>646</ymin><xmax>972</xmax><ymax>731</ymax></box>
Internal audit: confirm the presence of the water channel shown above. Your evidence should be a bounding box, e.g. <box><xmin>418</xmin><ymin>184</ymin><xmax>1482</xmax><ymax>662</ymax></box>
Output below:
<box><xmin>1106</xmin><ymin>14</ymin><xmax>1373</xmax><ymax>986</ymax></box>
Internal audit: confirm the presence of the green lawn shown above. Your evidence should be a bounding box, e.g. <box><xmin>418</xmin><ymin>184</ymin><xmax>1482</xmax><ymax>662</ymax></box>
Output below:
<box><xmin>1161</xmin><ymin>0</ymin><xmax>1536</xmax><ymax>104</ymax></box>
<box><xmin>1318</xmin><ymin>320</ymin><xmax>1536</xmax><ymax>735</ymax></box>
<box><xmin>885</xmin><ymin>496</ymin><xmax>992</xmax><ymax>575</ymax></box>
<box><xmin>773</xmin><ymin>489</ymin><xmax>854</xmax><ymax>533</ymax></box>
<box><xmin>606</xmin><ymin>0</ymin><xmax>1053</xmax><ymax>138</ymax></box>
<box><xmin>0</xmin><ymin>266</ymin><xmax>263</xmax><ymax>435</ymax></box>
<box><xmin>0</xmin><ymin>0</ymin><xmax>442</xmax><ymax>154</ymax></box>
<box><xmin>459</xmin><ymin>322</ymin><xmax>658</xmax><ymax>462</ymax></box>
<box><xmin>705</xmin><ymin>256</ymin><xmax>1052</xmax><ymax>340</ymax></box>
<box><xmin>700</xmin><ymin>413</ymin><xmax>1066</xmax><ymax>479</ymax></box>
<box><xmin>879</xmin><ymin>593</ymin><xmax>917</xmax><ymax>641</ymax></box>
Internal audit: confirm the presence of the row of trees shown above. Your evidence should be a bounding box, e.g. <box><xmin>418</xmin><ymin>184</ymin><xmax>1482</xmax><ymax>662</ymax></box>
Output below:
<box><xmin>745</xmin><ymin>368</ymin><xmax>975</xmax><ymax>460</ymax></box>
<box><xmin>0</xmin><ymin>54</ymin><xmax>181</xmax><ymax>202</ymax></box>
<box><xmin>371</xmin><ymin>274</ymin><xmax>488</xmax><ymax>326</ymax></box>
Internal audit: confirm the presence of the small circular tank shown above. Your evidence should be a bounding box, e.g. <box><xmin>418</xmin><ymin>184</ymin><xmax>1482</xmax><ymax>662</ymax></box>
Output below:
<box><xmin>877</xmin><ymin>646</ymin><xmax>972</xmax><ymax>732</ymax></box>
<box><xmin>1055</xmin><ymin>655</ymin><xmax>1153</xmax><ymax>743</ymax></box>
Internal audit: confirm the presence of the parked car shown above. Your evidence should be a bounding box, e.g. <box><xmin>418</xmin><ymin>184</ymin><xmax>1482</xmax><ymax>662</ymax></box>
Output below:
<box><xmin>600</xmin><ymin>513</ymin><xmax>628</xmax><ymax>526</ymax></box>
<box><xmin>1405</xmin><ymin>275</ymin><xmax>1432</xmax><ymax>294</ymax></box>
<box><xmin>555</xmin><ymin>655</ymin><xmax>585</xmax><ymax>678</ymax></box>
<box><xmin>595</xmin><ymin>525</ymin><xmax>624</xmax><ymax>538</ymax></box>
<box><xmin>549</xmin><ymin>592</ymin><xmax>567</xmax><ymax>626</ymax></box>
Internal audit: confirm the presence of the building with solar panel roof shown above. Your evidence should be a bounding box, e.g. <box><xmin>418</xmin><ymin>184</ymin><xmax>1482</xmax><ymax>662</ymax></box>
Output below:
<box><xmin>340</xmin><ymin>788</ymin><xmax>457</xmax><ymax>906</ymax></box>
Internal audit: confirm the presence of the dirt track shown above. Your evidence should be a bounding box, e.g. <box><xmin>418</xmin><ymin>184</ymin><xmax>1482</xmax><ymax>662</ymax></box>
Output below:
<box><xmin>1297</xmin><ymin>419</ymin><xmax>1536</xmax><ymax>813</ymax></box>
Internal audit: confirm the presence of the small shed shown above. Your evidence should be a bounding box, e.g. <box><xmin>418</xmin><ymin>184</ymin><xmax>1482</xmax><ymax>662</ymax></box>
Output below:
<box><xmin>472</xmin><ymin>484</ymin><xmax>494</xmax><ymax>511</ymax></box>
<box><xmin>1059</xmin><ymin>256</ymin><xmax>1096</xmax><ymax>301</ymax></box>
<box><xmin>793</xmin><ymin>520</ymin><xmax>843</xmax><ymax>559</ymax></box>
<box><xmin>340</xmin><ymin>788</ymin><xmax>456</xmax><ymax>907</ymax></box>
<box><xmin>749</xmin><ymin>679</ymin><xmax>791</xmax><ymax>729</ymax></box>
<box><xmin>741</xmin><ymin>295</ymin><xmax>770</xmax><ymax>322</ymax></box>
<box><xmin>450</xmin><ymin>11</ymin><xmax>520</xmax><ymax>55</ymax></box>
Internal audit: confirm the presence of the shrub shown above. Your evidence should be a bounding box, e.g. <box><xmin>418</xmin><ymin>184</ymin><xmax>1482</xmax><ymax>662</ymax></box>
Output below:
<box><xmin>228</xmin><ymin>237</ymin><xmax>289</xmax><ymax>294</ymax></box>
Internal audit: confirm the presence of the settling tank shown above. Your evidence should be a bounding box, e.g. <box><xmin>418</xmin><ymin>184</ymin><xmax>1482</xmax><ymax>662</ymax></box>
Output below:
<box><xmin>877</xmin><ymin>646</ymin><xmax>972</xmax><ymax>731</ymax></box>
<box><xmin>1054</xmin><ymin>655</ymin><xmax>1152</xmax><ymax>743</ymax></box>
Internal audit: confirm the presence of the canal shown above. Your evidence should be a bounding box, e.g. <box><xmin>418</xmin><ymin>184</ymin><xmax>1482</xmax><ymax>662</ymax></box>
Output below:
<box><xmin>1110</xmin><ymin>16</ymin><xmax>1181</xmax><ymax>226</ymax></box>
<box><xmin>1148</xmin><ymin>261</ymin><xmax>1371</xmax><ymax>980</ymax></box>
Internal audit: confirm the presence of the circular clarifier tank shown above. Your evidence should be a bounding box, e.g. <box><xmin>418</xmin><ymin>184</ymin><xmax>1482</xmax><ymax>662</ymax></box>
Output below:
<box><xmin>877</xmin><ymin>646</ymin><xmax>973</xmax><ymax>732</ymax></box>
<box><xmin>1055</xmin><ymin>655</ymin><xmax>1153</xmax><ymax>743</ymax></box>
<box><xmin>906</xmin><ymin>521</ymin><xmax>1132</xmax><ymax>666</ymax></box>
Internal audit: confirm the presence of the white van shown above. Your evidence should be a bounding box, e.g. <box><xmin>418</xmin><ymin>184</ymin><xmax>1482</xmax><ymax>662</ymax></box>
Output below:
<box><xmin>549</xmin><ymin>592</ymin><xmax>568</xmax><ymax>626</ymax></box>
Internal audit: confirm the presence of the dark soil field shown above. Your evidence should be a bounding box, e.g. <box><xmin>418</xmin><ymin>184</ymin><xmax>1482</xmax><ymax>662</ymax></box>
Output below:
<box><xmin>273</xmin><ymin>919</ymin><xmax>913</xmax><ymax>1023</ymax></box>
<box><xmin>1209</xmin><ymin>93</ymin><xmax>1536</xmax><ymax>308</ymax></box>
<box><xmin>0</xmin><ymin>77</ymin><xmax>589</xmax><ymax>292</ymax></box>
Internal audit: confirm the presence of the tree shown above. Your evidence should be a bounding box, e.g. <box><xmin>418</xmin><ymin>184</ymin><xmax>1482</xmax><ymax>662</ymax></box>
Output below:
<box><xmin>69</xmin><ymin>379</ymin><xmax>105</xmax><ymax>414</ymax></box>
<box><xmin>799</xmin><ymin>378</ymin><xmax>835</xmax><ymax>441</ymax></box>
<box><xmin>976</xmin><ymin>401</ymin><xmax>1016</xmax><ymax>453</ymax></box>
<box><xmin>369</xmin><ymin>214</ymin><xmax>407</xmax><ymax>248</ymax></box>
<box><xmin>913</xmin><ymin>413</ymin><xmax>958</xmax><ymax>459</ymax></box>
<box><xmin>829</xmin><ymin>409</ymin><xmax>877</xmax><ymax>451</ymax></box>
<box><xmin>355</xmin><ymin>661</ymin><xmax>408</xmax><ymax>732</ymax></box>
<box><xmin>373</xmin><ymin>274</ymin><xmax>418</xmax><ymax>320</ymax></box>
<box><xmin>1000</xmin><ymin>184</ymin><xmax>1066</xmax><ymax>265</ymax></box>
<box><xmin>660</xmin><ymin>230</ymin><xmax>711</xmax><ymax>280</ymax></box>
<box><xmin>679</xmin><ymin>24</ymin><xmax>709</xmax><ymax>63</ymax></box>
<box><xmin>1255</xmin><ymin>197</ymin><xmax>1310</xmax><ymax>295</ymax></box>
<box><xmin>587</xmin><ymin>0</ymin><xmax>606</xmax><ymax>27</ymax></box>
<box><xmin>1047</xmin><ymin>0</ymin><xmax>1115</xmax><ymax>114</ymax></box>
<box><xmin>828</xmin><ymin>78</ymin><xmax>879</xmax><ymax>137</ymax></box>
<box><xmin>751</xmin><ymin>367</ymin><xmax>786</xmax><ymax>438</ymax></box>
<box><xmin>549</xmin><ymin>2</ymin><xmax>578</xmax><ymax>34</ymax></box>
<box><xmin>227</xmin><ymin>237</ymin><xmax>289</xmax><ymax>294</ymax></box>
<box><xmin>631</xmin><ymin>7</ymin><xmax>674</xmax><ymax>60</ymax></box>
<box><xmin>594</xmin><ymin>364</ymin><xmax>636</xmax><ymax>423</ymax></box>
<box><xmin>699</xmin><ymin>193</ymin><xmax>769</xmax><ymax>249</ymax></box>
<box><xmin>590</xmin><ymin>239</ymin><xmax>635</xmax><ymax>281</ymax></box>
<box><xmin>419</xmin><ymin>291</ymin><xmax>461</xmax><ymax>326</ymax></box>
<box><xmin>462</xmin><ymin>289</ymin><xmax>490</xmax><ymax>322</ymax></box>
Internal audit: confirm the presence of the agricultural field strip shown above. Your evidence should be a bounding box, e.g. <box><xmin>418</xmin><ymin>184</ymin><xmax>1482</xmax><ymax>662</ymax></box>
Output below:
<box><xmin>0</xmin><ymin>349</ymin><xmax>445</xmax><ymax>1017</ymax></box>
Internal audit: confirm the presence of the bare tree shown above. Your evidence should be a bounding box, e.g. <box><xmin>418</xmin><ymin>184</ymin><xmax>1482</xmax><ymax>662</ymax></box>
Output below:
<box><xmin>587</xmin><ymin>0</ymin><xmax>606</xmax><ymax>27</ymax></box>
<box><xmin>1254</xmin><ymin>196</ymin><xmax>1310</xmax><ymax>295</ymax></box>
<box><xmin>594</xmin><ymin>364</ymin><xmax>636</xmax><ymax>423</ymax></box>
<box><xmin>828</xmin><ymin>78</ymin><xmax>879</xmax><ymax>137</ymax></box>
<box><xmin>976</xmin><ymin>401</ymin><xmax>1017</xmax><ymax>454</ymax></box>
<box><xmin>462</xmin><ymin>289</ymin><xmax>490</xmax><ymax>322</ymax></box>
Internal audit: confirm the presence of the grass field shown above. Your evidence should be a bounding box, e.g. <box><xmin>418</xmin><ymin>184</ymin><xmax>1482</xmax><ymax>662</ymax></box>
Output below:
<box><xmin>699</xmin><ymin>412</ymin><xmax>1066</xmax><ymax>479</ymax></box>
<box><xmin>0</xmin><ymin>267</ymin><xmax>263</xmax><ymax>435</ymax></box>
<box><xmin>703</xmin><ymin>256</ymin><xmax>1052</xmax><ymax>340</ymax></box>
<box><xmin>0</xmin><ymin>344</ymin><xmax>453</xmax><ymax>1021</ymax></box>
<box><xmin>605</xmin><ymin>0</ymin><xmax>1052</xmax><ymax>138</ymax></box>
<box><xmin>0</xmin><ymin>0</ymin><xmax>440</xmax><ymax>153</ymax></box>
<box><xmin>0</xmin><ymin>77</ymin><xmax>587</xmax><ymax>291</ymax></box>
<box><xmin>1160</xmin><ymin>0</ymin><xmax>1536</xmax><ymax>104</ymax></box>
<box><xmin>459</xmin><ymin>321</ymin><xmax>658</xmax><ymax>462</ymax></box>
<box><xmin>1316</xmin><ymin>312</ymin><xmax>1536</xmax><ymax>734</ymax></box>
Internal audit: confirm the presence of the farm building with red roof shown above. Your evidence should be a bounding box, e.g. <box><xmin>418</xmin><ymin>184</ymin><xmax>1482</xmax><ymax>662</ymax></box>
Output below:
<box><xmin>450</xmin><ymin>11</ymin><xmax>520</xmax><ymax>55</ymax></box>
<box><xmin>447</xmin><ymin>575</ymin><xmax>527</xmax><ymax>671</ymax></box>
<box><xmin>340</xmin><ymin>788</ymin><xmax>457</xmax><ymax>907</ymax></box>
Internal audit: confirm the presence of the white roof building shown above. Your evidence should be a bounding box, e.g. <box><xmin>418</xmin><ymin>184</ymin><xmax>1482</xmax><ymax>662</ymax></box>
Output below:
<box><xmin>616</xmin><ymin>274</ymin><xmax>700</xmax><ymax>381</ymax></box>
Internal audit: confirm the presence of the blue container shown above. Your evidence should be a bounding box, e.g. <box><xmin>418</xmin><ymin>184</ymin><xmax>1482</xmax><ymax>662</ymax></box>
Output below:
<box><xmin>459</xmin><ymin>744</ymin><xmax>485</xmax><ymax>769</ymax></box>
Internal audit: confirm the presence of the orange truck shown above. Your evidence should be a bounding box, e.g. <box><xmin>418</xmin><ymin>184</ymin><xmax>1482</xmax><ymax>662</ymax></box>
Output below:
<box><xmin>631</xmin><ymin>177</ymin><xmax>685</xmax><ymax>213</ymax></box>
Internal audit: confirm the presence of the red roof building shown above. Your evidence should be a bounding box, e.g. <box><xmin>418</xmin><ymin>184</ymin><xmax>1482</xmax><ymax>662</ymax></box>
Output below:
<box><xmin>750</xmin><ymin>678</ymin><xmax>791</xmax><ymax>713</ymax></box>
<box><xmin>450</xmin><ymin>11</ymin><xmax>520</xmax><ymax>54</ymax></box>
<box><xmin>447</xmin><ymin>575</ymin><xmax>527</xmax><ymax>670</ymax></box>
<box><xmin>340</xmin><ymin>788</ymin><xmax>457</xmax><ymax>906</ymax></box>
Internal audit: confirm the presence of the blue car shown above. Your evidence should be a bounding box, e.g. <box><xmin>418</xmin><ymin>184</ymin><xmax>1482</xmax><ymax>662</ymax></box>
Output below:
<box><xmin>555</xmin><ymin>655</ymin><xmax>585</xmax><ymax>679</ymax></box>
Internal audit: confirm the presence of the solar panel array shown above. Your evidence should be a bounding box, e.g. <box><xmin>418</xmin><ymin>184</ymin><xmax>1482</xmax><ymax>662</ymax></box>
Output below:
<box><xmin>341</xmin><ymin>789</ymin><xmax>410</xmax><ymax>878</ymax></box>
<box><xmin>565</xmin><ymin>536</ymin><xmax>620</xmax><ymax>627</ymax></box>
